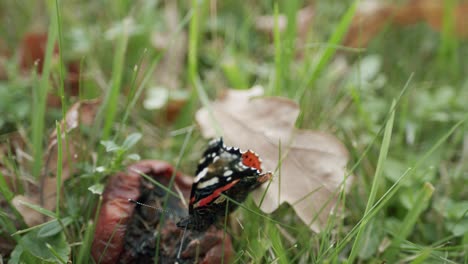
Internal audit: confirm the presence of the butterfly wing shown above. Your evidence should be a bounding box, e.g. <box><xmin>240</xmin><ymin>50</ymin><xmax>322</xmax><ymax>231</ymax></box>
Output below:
<box><xmin>178</xmin><ymin>138</ymin><xmax>272</xmax><ymax>231</ymax></box>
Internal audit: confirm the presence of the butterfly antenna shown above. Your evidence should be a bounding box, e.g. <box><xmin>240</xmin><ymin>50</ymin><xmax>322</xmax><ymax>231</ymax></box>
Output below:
<box><xmin>128</xmin><ymin>198</ymin><xmax>160</xmax><ymax>210</ymax></box>
<box><xmin>176</xmin><ymin>224</ymin><xmax>188</xmax><ymax>263</ymax></box>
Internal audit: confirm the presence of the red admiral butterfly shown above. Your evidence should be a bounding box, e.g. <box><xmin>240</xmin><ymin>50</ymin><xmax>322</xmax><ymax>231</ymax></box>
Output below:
<box><xmin>176</xmin><ymin>138</ymin><xmax>272</xmax><ymax>231</ymax></box>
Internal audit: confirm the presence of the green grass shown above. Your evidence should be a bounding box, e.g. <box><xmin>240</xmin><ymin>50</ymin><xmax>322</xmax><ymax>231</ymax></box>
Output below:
<box><xmin>1</xmin><ymin>0</ymin><xmax>467</xmax><ymax>263</ymax></box>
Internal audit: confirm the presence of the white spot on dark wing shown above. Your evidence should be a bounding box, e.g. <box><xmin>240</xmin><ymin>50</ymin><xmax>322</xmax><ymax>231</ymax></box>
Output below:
<box><xmin>213</xmin><ymin>156</ymin><xmax>220</xmax><ymax>163</ymax></box>
<box><xmin>197</xmin><ymin>177</ymin><xmax>219</xmax><ymax>189</ymax></box>
<box><xmin>209</xmin><ymin>138</ymin><xmax>219</xmax><ymax>145</ymax></box>
<box><xmin>235</xmin><ymin>162</ymin><xmax>248</xmax><ymax>171</ymax></box>
<box><xmin>223</xmin><ymin>170</ymin><xmax>233</xmax><ymax>177</ymax></box>
<box><xmin>194</xmin><ymin>167</ymin><xmax>208</xmax><ymax>183</ymax></box>
<box><xmin>226</xmin><ymin>177</ymin><xmax>232</xmax><ymax>181</ymax></box>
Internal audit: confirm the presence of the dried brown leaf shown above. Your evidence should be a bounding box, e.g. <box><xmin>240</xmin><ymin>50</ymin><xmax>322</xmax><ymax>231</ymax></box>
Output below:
<box><xmin>196</xmin><ymin>87</ymin><xmax>351</xmax><ymax>232</ymax></box>
<box><xmin>344</xmin><ymin>0</ymin><xmax>468</xmax><ymax>48</ymax></box>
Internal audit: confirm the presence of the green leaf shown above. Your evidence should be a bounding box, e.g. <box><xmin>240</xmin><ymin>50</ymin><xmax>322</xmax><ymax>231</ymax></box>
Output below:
<box><xmin>20</xmin><ymin>229</ymin><xmax>70</xmax><ymax>262</ymax></box>
<box><xmin>122</xmin><ymin>132</ymin><xmax>142</xmax><ymax>150</ymax></box>
<box><xmin>0</xmin><ymin>170</ymin><xmax>14</xmax><ymax>200</ymax></box>
<box><xmin>38</xmin><ymin>217</ymin><xmax>73</xmax><ymax>238</ymax></box>
<box><xmin>100</xmin><ymin>140</ymin><xmax>120</xmax><ymax>152</ymax></box>
<box><xmin>17</xmin><ymin>200</ymin><xmax>56</xmax><ymax>218</ymax></box>
<box><xmin>88</xmin><ymin>183</ymin><xmax>104</xmax><ymax>195</ymax></box>
<box><xmin>358</xmin><ymin>222</ymin><xmax>382</xmax><ymax>259</ymax></box>
<box><xmin>7</xmin><ymin>244</ymin><xmax>24</xmax><ymax>264</ymax></box>
<box><xmin>127</xmin><ymin>153</ymin><xmax>141</xmax><ymax>161</ymax></box>
<box><xmin>448</xmin><ymin>219</ymin><xmax>468</xmax><ymax>237</ymax></box>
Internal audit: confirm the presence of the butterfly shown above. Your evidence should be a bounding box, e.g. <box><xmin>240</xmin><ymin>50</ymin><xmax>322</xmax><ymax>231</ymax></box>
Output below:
<box><xmin>176</xmin><ymin>138</ymin><xmax>272</xmax><ymax>231</ymax></box>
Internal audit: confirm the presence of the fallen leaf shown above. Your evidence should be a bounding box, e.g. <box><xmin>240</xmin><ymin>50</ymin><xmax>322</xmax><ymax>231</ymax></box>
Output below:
<box><xmin>11</xmin><ymin>195</ymin><xmax>42</xmax><ymax>227</ymax></box>
<box><xmin>344</xmin><ymin>0</ymin><xmax>468</xmax><ymax>48</ymax></box>
<box><xmin>196</xmin><ymin>86</ymin><xmax>351</xmax><ymax>232</ymax></box>
<box><xmin>18</xmin><ymin>32</ymin><xmax>81</xmax><ymax>106</ymax></box>
<box><xmin>92</xmin><ymin>160</ymin><xmax>233</xmax><ymax>264</ymax></box>
<box><xmin>19</xmin><ymin>33</ymin><xmax>59</xmax><ymax>74</ymax></box>
<box><xmin>0</xmin><ymin>38</ymin><xmax>8</xmax><ymax>80</ymax></box>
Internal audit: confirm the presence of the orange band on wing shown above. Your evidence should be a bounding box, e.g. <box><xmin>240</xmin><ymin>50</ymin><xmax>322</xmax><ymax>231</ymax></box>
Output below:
<box><xmin>196</xmin><ymin>179</ymin><xmax>240</xmax><ymax>208</ymax></box>
<box><xmin>241</xmin><ymin>150</ymin><xmax>262</xmax><ymax>171</ymax></box>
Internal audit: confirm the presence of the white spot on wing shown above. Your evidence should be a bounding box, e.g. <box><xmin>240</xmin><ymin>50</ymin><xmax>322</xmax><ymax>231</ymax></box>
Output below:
<box><xmin>194</xmin><ymin>167</ymin><xmax>208</xmax><ymax>183</ymax></box>
<box><xmin>196</xmin><ymin>177</ymin><xmax>219</xmax><ymax>189</ymax></box>
<box><xmin>198</xmin><ymin>156</ymin><xmax>206</xmax><ymax>164</ymax></box>
<box><xmin>209</xmin><ymin>138</ymin><xmax>219</xmax><ymax>145</ymax></box>
<box><xmin>223</xmin><ymin>170</ymin><xmax>233</xmax><ymax>177</ymax></box>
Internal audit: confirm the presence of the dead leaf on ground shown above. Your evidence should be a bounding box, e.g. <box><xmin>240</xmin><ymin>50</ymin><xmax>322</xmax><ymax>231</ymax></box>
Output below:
<box><xmin>11</xmin><ymin>100</ymin><xmax>100</xmax><ymax>226</ymax></box>
<box><xmin>196</xmin><ymin>86</ymin><xmax>351</xmax><ymax>232</ymax></box>
<box><xmin>0</xmin><ymin>38</ymin><xmax>8</xmax><ymax>80</ymax></box>
<box><xmin>19</xmin><ymin>33</ymin><xmax>59</xmax><ymax>74</ymax></box>
<box><xmin>92</xmin><ymin>160</ymin><xmax>233</xmax><ymax>264</ymax></box>
<box><xmin>344</xmin><ymin>0</ymin><xmax>468</xmax><ymax>48</ymax></box>
<box><xmin>18</xmin><ymin>32</ymin><xmax>81</xmax><ymax>106</ymax></box>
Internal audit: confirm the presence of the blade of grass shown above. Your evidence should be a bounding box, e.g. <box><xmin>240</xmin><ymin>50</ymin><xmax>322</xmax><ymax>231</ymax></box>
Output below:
<box><xmin>385</xmin><ymin>182</ymin><xmax>435</xmax><ymax>261</ymax></box>
<box><xmin>55</xmin><ymin>121</ymin><xmax>62</xmax><ymax>218</ymax></box>
<box><xmin>54</xmin><ymin>0</ymin><xmax>67</xmax><ymax>118</ymax></box>
<box><xmin>98</xmin><ymin>216</ymin><xmax>124</xmax><ymax>264</ymax></box>
<box><xmin>295</xmin><ymin>0</ymin><xmax>358</xmax><ymax>102</ymax></box>
<box><xmin>410</xmin><ymin>248</ymin><xmax>433</xmax><ymax>264</ymax></box>
<box><xmin>272</xmin><ymin>3</ymin><xmax>283</xmax><ymax>96</ymax></box>
<box><xmin>222</xmin><ymin>199</ymin><xmax>229</xmax><ymax>264</ymax></box>
<box><xmin>437</xmin><ymin>0</ymin><xmax>458</xmax><ymax>78</ymax></box>
<box><xmin>0</xmin><ymin>171</ymin><xmax>24</xmax><ymax>225</ymax></box>
<box><xmin>222</xmin><ymin>194</ymin><xmax>296</xmax><ymax>231</ymax></box>
<box><xmin>283</xmin><ymin>0</ymin><xmax>299</xmax><ymax>83</ymax></box>
<box><xmin>347</xmin><ymin>100</ymin><xmax>396</xmax><ymax>262</ymax></box>
<box><xmin>221</xmin><ymin>51</ymin><xmax>249</xmax><ymax>89</ymax></box>
<box><xmin>16</xmin><ymin>200</ymin><xmax>56</xmax><ymax>219</ymax></box>
<box><xmin>463</xmin><ymin>232</ymin><xmax>468</xmax><ymax>264</ymax></box>
<box><xmin>97</xmin><ymin>23</ymin><xmax>129</xmax><ymax>143</ymax></box>
<box><xmin>132</xmin><ymin>170</ymin><xmax>179</xmax><ymax>198</ymax></box>
<box><xmin>31</xmin><ymin>16</ymin><xmax>57</xmax><ymax>179</ymax></box>
<box><xmin>269</xmin><ymin>224</ymin><xmax>289</xmax><ymax>264</ymax></box>
<box><xmin>0</xmin><ymin>213</ymin><xmax>19</xmax><ymax>241</ymax></box>
<box><xmin>188</xmin><ymin>0</ymin><xmax>200</xmax><ymax>83</ymax></box>
<box><xmin>175</xmin><ymin>0</ymin><xmax>203</xmax><ymax>128</ymax></box>
<box><xmin>154</xmin><ymin>127</ymin><xmax>193</xmax><ymax>264</ymax></box>
<box><xmin>12</xmin><ymin>218</ymin><xmax>59</xmax><ymax>236</ymax></box>
<box><xmin>76</xmin><ymin>197</ymin><xmax>102</xmax><ymax>264</ymax></box>
<box><xmin>319</xmin><ymin>114</ymin><xmax>467</xmax><ymax>262</ymax></box>
<box><xmin>46</xmin><ymin>243</ymin><xmax>67</xmax><ymax>264</ymax></box>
